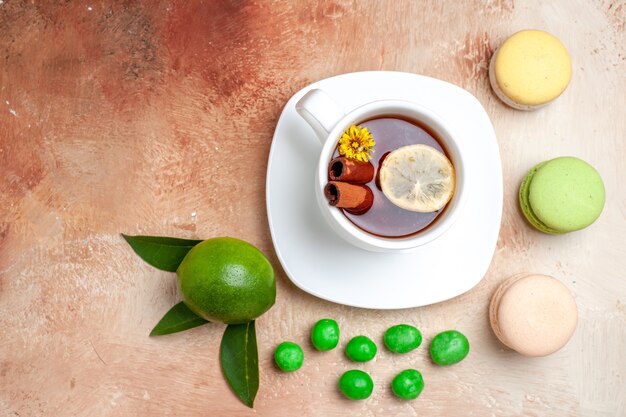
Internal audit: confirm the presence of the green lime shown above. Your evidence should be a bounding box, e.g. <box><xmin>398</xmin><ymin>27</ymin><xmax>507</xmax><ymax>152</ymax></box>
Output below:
<box><xmin>345</xmin><ymin>335</ymin><xmax>377</xmax><ymax>362</ymax></box>
<box><xmin>310</xmin><ymin>319</ymin><xmax>340</xmax><ymax>351</ymax></box>
<box><xmin>274</xmin><ymin>342</ymin><xmax>304</xmax><ymax>372</ymax></box>
<box><xmin>384</xmin><ymin>324</ymin><xmax>422</xmax><ymax>354</ymax></box>
<box><xmin>177</xmin><ymin>237</ymin><xmax>275</xmax><ymax>324</ymax></box>
<box><xmin>429</xmin><ymin>330</ymin><xmax>470</xmax><ymax>366</ymax></box>
<box><xmin>391</xmin><ymin>369</ymin><xmax>424</xmax><ymax>400</ymax></box>
<box><xmin>339</xmin><ymin>370</ymin><xmax>374</xmax><ymax>400</ymax></box>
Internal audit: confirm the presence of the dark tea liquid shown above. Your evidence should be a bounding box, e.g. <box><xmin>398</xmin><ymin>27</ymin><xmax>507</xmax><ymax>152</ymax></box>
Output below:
<box><xmin>331</xmin><ymin>117</ymin><xmax>450</xmax><ymax>238</ymax></box>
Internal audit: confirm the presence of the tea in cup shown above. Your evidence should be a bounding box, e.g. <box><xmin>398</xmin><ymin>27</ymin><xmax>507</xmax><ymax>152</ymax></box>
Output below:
<box><xmin>296</xmin><ymin>89</ymin><xmax>468</xmax><ymax>252</ymax></box>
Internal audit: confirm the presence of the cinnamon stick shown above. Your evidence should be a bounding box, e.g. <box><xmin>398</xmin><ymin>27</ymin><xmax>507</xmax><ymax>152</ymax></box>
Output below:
<box><xmin>324</xmin><ymin>181</ymin><xmax>374</xmax><ymax>215</ymax></box>
<box><xmin>328</xmin><ymin>157</ymin><xmax>374</xmax><ymax>184</ymax></box>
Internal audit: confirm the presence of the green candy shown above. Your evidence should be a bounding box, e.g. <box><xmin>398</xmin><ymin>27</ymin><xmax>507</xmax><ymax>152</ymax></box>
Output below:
<box><xmin>384</xmin><ymin>324</ymin><xmax>422</xmax><ymax>353</ymax></box>
<box><xmin>429</xmin><ymin>330</ymin><xmax>469</xmax><ymax>366</ymax></box>
<box><xmin>310</xmin><ymin>319</ymin><xmax>340</xmax><ymax>351</ymax></box>
<box><xmin>345</xmin><ymin>335</ymin><xmax>377</xmax><ymax>362</ymax></box>
<box><xmin>339</xmin><ymin>370</ymin><xmax>374</xmax><ymax>400</ymax></box>
<box><xmin>274</xmin><ymin>341</ymin><xmax>304</xmax><ymax>372</ymax></box>
<box><xmin>391</xmin><ymin>369</ymin><xmax>424</xmax><ymax>400</ymax></box>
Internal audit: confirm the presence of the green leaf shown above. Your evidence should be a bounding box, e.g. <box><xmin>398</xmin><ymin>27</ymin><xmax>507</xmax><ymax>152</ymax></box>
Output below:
<box><xmin>149</xmin><ymin>302</ymin><xmax>209</xmax><ymax>336</ymax></box>
<box><xmin>121</xmin><ymin>234</ymin><xmax>203</xmax><ymax>272</ymax></box>
<box><xmin>220</xmin><ymin>321</ymin><xmax>259</xmax><ymax>408</ymax></box>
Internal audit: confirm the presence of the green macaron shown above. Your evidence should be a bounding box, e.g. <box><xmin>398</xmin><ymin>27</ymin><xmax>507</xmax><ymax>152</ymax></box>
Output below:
<box><xmin>519</xmin><ymin>157</ymin><xmax>605</xmax><ymax>234</ymax></box>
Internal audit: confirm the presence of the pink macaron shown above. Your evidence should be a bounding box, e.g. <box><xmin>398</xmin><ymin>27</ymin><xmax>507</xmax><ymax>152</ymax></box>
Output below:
<box><xmin>489</xmin><ymin>274</ymin><xmax>578</xmax><ymax>357</ymax></box>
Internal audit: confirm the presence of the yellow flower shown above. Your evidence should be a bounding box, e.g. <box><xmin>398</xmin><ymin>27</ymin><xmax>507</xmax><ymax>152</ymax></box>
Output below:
<box><xmin>338</xmin><ymin>124</ymin><xmax>375</xmax><ymax>162</ymax></box>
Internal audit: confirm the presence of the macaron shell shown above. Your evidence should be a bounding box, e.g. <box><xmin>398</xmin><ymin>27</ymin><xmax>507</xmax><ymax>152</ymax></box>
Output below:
<box><xmin>489</xmin><ymin>273</ymin><xmax>531</xmax><ymax>346</ymax></box>
<box><xmin>519</xmin><ymin>161</ymin><xmax>562</xmax><ymax>234</ymax></box>
<box><xmin>529</xmin><ymin>157</ymin><xmax>605</xmax><ymax>232</ymax></box>
<box><xmin>489</xmin><ymin>53</ymin><xmax>544</xmax><ymax>111</ymax></box>
<box><xmin>495</xmin><ymin>274</ymin><xmax>577</xmax><ymax>357</ymax></box>
<box><xmin>492</xmin><ymin>30</ymin><xmax>571</xmax><ymax>107</ymax></box>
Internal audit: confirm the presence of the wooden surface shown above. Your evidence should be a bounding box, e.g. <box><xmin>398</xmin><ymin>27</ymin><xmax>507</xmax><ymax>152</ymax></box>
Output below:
<box><xmin>1</xmin><ymin>1</ymin><xmax>625</xmax><ymax>416</ymax></box>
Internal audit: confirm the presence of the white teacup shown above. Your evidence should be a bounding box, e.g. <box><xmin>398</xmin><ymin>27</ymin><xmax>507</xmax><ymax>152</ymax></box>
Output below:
<box><xmin>296</xmin><ymin>89</ymin><xmax>468</xmax><ymax>252</ymax></box>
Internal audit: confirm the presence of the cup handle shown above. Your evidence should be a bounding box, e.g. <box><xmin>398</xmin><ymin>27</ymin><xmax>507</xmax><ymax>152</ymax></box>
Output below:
<box><xmin>295</xmin><ymin>89</ymin><xmax>345</xmax><ymax>144</ymax></box>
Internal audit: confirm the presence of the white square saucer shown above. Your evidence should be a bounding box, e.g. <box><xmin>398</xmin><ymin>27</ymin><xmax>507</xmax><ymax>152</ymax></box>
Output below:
<box><xmin>266</xmin><ymin>71</ymin><xmax>502</xmax><ymax>309</ymax></box>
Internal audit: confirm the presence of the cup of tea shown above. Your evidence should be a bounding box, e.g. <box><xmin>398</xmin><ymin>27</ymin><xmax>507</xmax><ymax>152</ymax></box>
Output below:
<box><xmin>296</xmin><ymin>89</ymin><xmax>469</xmax><ymax>252</ymax></box>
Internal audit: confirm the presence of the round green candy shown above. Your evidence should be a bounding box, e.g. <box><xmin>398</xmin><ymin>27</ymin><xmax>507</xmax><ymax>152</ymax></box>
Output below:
<box><xmin>310</xmin><ymin>319</ymin><xmax>340</xmax><ymax>351</ymax></box>
<box><xmin>338</xmin><ymin>370</ymin><xmax>374</xmax><ymax>400</ymax></box>
<box><xmin>274</xmin><ymin>341</ymin><xmax>304</xmax><ymax>372</ymax></box>
<box><xmin>345</xmin><ymin>335</ymin><xmax>377</xmax><ymax>362</ymax></box>
<box><xmin>429</xmin><ymin>330</ymin><xmax>469</xmax><ymax>366</ymax></box>
<box><xmin>391</xmin><ymin>369</ymin><xmax>424</xmax><ymax>400</ymax></box>
<box><xmin>384</xmin><ymin>324</ymin><xmax>422</xmax><ymax>353</ymax></box>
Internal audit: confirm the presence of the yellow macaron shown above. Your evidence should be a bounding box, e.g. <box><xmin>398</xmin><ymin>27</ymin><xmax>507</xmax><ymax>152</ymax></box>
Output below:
<box><xmin>489</xmin><ymin>30</ymin><xmax>571</xmax><ymax>110</ymax></box>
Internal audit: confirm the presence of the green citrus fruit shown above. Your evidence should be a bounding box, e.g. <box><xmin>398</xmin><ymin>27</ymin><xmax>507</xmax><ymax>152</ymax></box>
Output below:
<box><xmin>176</xmin><ymin>237</ymin><xmax>275</xmax><ymax>324</ymax></box>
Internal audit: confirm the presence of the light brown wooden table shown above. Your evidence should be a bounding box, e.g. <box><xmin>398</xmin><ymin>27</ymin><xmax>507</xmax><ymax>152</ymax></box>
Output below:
<box><xmin>1</xmin><ymin>1</ymin><xmax>625</xmax><ymax>416</ymax></box>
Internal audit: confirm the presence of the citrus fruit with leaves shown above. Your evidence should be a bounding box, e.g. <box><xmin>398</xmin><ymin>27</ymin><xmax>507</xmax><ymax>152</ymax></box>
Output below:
<box><xmin>177</xmin><ymin>237</ymin><xmax>275</xmax><ymax>324</ymax></box>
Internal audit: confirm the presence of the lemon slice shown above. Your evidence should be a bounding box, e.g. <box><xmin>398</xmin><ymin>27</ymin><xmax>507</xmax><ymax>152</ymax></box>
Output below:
<box><xmin>379</xmin><ymin>144</ymin><xmax>455</xmax><ymax>212</ymax></box>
